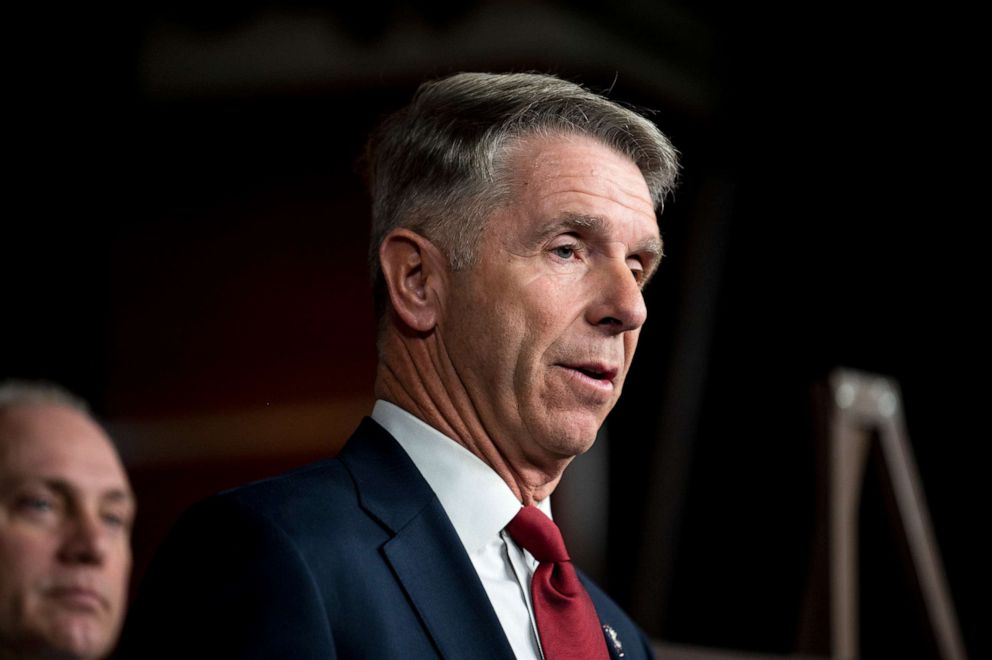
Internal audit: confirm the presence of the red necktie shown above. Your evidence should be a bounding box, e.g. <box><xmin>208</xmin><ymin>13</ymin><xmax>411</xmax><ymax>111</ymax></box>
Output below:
<box><xmin>506</xmin><ymin>506</ymin><xmax>610</xmax><ymax>660</ymax></box>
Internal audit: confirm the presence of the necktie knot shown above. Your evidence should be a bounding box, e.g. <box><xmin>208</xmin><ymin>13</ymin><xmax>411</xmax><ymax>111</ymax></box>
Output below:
<box><xmin>506</xmin><ymin>506</ymin><xmax>570</xmax><ymax>563</ymax></box>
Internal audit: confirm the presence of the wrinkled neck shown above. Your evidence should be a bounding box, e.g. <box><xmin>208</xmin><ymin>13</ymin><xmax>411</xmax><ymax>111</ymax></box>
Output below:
<box><xmin>374</xmin><ymin>325</ymin><xmax>566</xmax><ymax>505</ymax></box>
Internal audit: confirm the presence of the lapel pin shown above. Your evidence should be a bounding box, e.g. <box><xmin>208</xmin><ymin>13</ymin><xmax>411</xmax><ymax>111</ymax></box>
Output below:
<box><xmin>602</xmin><ymin>624</ymin><xmax>624</xmax><ymax>657</ymax></box>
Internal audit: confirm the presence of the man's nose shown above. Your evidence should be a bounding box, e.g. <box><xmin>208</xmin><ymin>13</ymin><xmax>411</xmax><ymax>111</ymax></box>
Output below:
<box><xmin>58</xmin><ymin>512</ymin><xmax>107</xmax><ymax>565</ymax></box>
<box><xmin>586</xmin><ymin>259</ymin><xmax>648</xmax><ymax>334</ymax></box>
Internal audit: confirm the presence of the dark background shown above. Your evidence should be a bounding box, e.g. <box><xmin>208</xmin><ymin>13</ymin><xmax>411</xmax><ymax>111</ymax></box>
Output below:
<box><xmin>4</xmin><ymin>2</ymin><xmax>985</xmax><ymax>657</ymax></box>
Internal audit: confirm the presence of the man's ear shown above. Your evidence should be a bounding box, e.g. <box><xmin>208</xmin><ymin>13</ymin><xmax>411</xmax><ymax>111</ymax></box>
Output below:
<box><xmin>379</xmin><ymin>228</ymin><xmax>447</xmax><ymax>332</ymax></box>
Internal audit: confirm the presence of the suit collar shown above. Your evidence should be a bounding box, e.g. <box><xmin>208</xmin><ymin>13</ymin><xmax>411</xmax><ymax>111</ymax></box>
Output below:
<box><xmin>371</xmin><ymin>400</ymin><xmax>526</xmax><ymax>555</ymax></box>
<box><xmin>339</xmin><ymin>418</ymin><xmax>516</xmax><ymax>659</ymax></box>
<box><xmin>338</xmin><ymin>417</ymin><xmax>434</xmax><ymax>534</ymax></box>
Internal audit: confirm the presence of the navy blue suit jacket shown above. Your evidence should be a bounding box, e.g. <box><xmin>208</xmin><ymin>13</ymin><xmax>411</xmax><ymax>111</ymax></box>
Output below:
<box><xmin>120</xmin><ymin>418</ymin><xmax>654</xmax><ymax>659</ymax></box>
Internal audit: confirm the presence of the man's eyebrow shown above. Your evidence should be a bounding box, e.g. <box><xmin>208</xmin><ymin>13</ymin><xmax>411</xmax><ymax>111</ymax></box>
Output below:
<box><xmin>637</xmin><ymin>235</ymin><xmax>665</xmax><ymax>265</ymax></box>
<box><xmin>102</xmin><ymin>489</ymin><xmax>134</xmax><ymax>502</ymax></box>
<box><xmin>39</xmin><ymin>478</ymin><xmax>135</xmax><ymax>506</ymax></box>
<box><xmin>534</xmin><ymin>213</ymin><xmax>605</xmax><ymax>241</ymax></box>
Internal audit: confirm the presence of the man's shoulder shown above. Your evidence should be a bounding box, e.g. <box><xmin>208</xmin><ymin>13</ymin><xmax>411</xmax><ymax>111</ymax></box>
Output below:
<box><xmin>218</xmin><ymin>453</ymin><xmax>353</xmax><ymax>512</ymax></box>
<box><xmin>208</xmin><ymin>415</ymin><xmax>395</xmax><ymax>513</ymax></box>
<box><xmin>120</xmin><ymin>431</ymin><xmax>394</xmax><ymax>659</ymax></box>
<box><xmin>162</xmin><ymin>454</ymin><xmax>364</xmax><ymax>561</ymax></box>
<box><xmin>172</xmin><ymin>415</ymin><xmax>424</xmax><ymax>550</ymax></box>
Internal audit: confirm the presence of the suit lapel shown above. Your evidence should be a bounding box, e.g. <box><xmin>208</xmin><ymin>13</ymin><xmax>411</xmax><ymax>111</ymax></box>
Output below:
<box><xmin>384</xmin><ymin>501</ymin><xmax>516</xmax><ymax>659</ymax></box>
<box><xmin>340</xmin><ymin>418</ymin><xmax>515</xmax><ymax>660</ymax></box>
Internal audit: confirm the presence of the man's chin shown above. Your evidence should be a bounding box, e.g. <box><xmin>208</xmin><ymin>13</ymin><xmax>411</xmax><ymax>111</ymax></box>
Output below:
<box><xmin>43</xmin><ymin>614</ymin><xmax>114</xmax><ymax>660</ymax></box>
<box><xmin>538</xmin><ymin>413</ymin><xmax>604</xmax><ymax>459</ymax></box>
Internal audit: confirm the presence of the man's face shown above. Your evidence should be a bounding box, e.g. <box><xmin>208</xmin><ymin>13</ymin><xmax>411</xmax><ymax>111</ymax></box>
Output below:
<box><xmin>441</xmin><ymin>133</ymin><xmax>661</xmax><ymax>468</ymax></box>
<box><xmin>0</xmin><ymin>404</ymin><xmax>133</xmax><ymax>659</ymax></box>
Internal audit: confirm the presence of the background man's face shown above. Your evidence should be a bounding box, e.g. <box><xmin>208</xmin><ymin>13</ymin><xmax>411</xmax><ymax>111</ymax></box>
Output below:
<box><xmin>0</xmin><ymin>404</ymin><xmax>133</xmax><ymax>659</ymax></box>
<box><xmin>442</xmin><ymin>133</ymin><xmax>661</xmax><ymax>469</ymax></box>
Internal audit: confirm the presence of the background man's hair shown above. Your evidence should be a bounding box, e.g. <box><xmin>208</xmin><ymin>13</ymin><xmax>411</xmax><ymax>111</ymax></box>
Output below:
<box><xmin>0</xmin><ymin>380</ymin><xmax>91</xmax><ymax>415</ymax></box>
<box><xmin>364</xmin><ymin>71</ymin><xmax>680</xmax><ymax>315</ymax></box>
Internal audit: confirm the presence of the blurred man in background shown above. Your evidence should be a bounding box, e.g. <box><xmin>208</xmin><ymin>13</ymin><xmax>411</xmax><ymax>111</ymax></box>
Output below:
<box><xmin>0</xmin><ymin>382</ymin><xmax>134</xmax><ymax>660</ymax></box>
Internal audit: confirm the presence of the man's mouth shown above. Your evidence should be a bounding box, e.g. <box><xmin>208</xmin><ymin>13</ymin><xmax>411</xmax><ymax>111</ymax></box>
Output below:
<box><xmin>46</xmin><ymin>586</ymin><xmax>108</xmax><ymax>613</ymax></box>
<box><xmin>559</xmin><ymin>362</ymin><xmax>619</xmax><ymax>387</ymax></box>
<box><xmin>574</xmin><ymin>366</ymin><xmax>615</xmax><ymax>381</ymax></box>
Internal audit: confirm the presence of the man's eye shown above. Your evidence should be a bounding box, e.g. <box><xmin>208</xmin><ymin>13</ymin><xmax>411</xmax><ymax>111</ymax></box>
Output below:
<box><xmin>101</xmin><ymin>510</ymin><xmax>132</xmax><ymax>530</ymax></box>
<box><xmin>552</xmin><ymin>245</ymin><xmax>576</xmax><ymax>259</ymax></box>
<box><xmin>16</xmin><ymin>496</ymin><xmax>55</xmax><ymax>514</ymax></box>
<box><xmin>628</xmin><ymin>258</ymin><xmax>648</xmax><ymax>285</ymax></box>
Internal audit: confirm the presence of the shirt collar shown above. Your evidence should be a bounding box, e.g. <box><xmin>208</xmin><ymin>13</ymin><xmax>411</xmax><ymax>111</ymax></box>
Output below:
<box><xmin>371</xmin><ymin>400</ymin><xmax>551</xmax><ymax>555</ymax></box>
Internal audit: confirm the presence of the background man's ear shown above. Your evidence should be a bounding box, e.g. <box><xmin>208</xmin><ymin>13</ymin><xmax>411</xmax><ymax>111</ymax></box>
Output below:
<box><xmin>378</xmin><ymin>228</ymin><xmax>447</xmax><ymax>332</ymax></box>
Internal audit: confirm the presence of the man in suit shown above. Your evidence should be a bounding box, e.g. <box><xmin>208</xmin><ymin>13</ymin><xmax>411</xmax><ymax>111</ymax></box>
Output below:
<box><xmin>0</xmin><ymin>382</ymin><xmax>135</xmax><ymax>660</ymax></box>
<box><xmin>121</xmin><ymin>72</ymin><xmax>678</xmax><ymax>659</ymax></box>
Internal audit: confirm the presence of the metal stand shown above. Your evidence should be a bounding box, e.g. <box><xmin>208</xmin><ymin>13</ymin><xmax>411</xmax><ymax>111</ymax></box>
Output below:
<box><xmin>825</xmin><ymin>369</ymin><xmax>965</xmax><ymax>660</ymax></box>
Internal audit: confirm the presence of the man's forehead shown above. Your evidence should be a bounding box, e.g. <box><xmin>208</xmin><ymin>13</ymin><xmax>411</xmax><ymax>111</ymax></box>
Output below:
<box><xmin>0</xmin><ymin>403</ymin><xmax>107</xmax><ymax>443</ymax></box>
<box><xmin>0</xmin><ymin>406</ymin><xmax>130</xmax><ymax>494</ymax></box>
<box><xmin>502</xmin><ymin>134</ymin><xmax>656</xmax><ymax>222</ymax></box>
<box><xmin>512</xmin><ymin>132</ymin><xmax>652</xmax><ymax>192</ymax></box>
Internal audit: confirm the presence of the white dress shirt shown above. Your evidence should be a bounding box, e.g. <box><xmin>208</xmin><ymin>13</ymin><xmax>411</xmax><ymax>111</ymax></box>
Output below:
<box><xmin>372</xmin><ymin>400</ymin><xmax>548</xmax><ymax>660</ymax></box>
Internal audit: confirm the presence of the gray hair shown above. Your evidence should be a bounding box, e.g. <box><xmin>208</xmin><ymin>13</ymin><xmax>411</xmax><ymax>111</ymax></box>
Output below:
<box><xmin>0</xmin><ymin>380</ymin><xmax>91</xmax><ymax>415</ymax></box>
<box><xmin>365</xmin><ymin>71</ymin><xmax>680</xmax><ymax>311</ymax></box>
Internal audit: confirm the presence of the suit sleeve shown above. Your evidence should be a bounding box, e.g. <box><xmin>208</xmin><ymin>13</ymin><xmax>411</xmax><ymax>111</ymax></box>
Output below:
<box><xmin>118</xmin><ymin>496</ymin><xmax>336</xmax><ymax>659</ymax></box>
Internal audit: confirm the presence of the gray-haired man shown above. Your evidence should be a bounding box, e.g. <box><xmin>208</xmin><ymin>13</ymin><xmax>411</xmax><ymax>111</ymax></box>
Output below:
<box><xmin>123</xmin><ymin>72</ymin><xmax>678</xmax><ymax>659</ymax></box>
